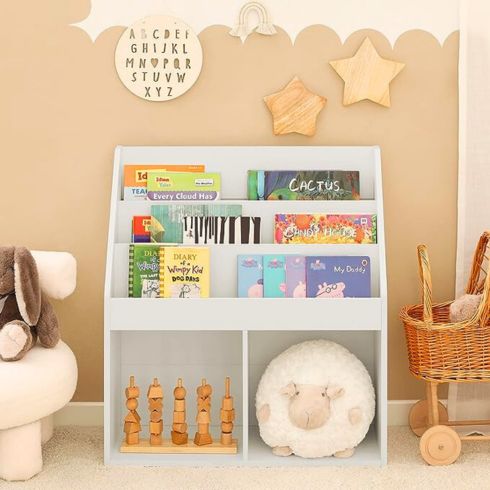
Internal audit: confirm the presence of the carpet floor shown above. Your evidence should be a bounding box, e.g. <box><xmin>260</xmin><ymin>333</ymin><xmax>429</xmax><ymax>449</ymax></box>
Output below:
<box><xmin>3</xmin><ymin>427</ymin><xmax>490</xmax><ymax>490</ymax></box>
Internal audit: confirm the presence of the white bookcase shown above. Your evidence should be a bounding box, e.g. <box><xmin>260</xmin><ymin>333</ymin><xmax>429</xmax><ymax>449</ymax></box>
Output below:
<box><xmin>104</xmin><ymin>145</ymin><xmax>387</xmax><ymax>466</ymax></box>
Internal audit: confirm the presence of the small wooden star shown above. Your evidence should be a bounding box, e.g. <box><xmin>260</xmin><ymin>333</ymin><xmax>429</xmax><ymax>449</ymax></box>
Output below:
<box><xmin>330</xmin><ymin>37</ymin><xmax>405</xmax><ymax>107</ymax></box>
<box><xmin>264</xmin><ymin>76</ymin><xmax>326</xmax><ymax>136</ymax></box>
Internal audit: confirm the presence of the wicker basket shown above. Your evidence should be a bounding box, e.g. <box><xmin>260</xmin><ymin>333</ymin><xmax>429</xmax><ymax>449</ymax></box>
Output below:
<box><xmin>400</xmin><ymin>231</ymin><xmax>490</xmax><ymax>383</ymax></box>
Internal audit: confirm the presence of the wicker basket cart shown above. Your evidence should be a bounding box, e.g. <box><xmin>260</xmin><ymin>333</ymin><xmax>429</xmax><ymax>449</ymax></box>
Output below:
<box><xmin>400</xmin><ymin>231</ymin><xmax>490</xmax><ymax>465</ymax></box>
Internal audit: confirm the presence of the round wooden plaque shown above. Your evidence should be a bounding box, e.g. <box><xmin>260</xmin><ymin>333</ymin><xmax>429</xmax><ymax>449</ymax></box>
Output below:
<box><xmin>115</xmin><ymin>15</ymin><xmax>203</xmax><ymax>101</ymax></box>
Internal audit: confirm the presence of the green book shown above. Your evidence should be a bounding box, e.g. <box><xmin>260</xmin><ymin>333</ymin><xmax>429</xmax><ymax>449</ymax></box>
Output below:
<box><xmin>149</xmin><ymin>204</ymin><xmax>242</xmax><ymax>243</ymax></box>
<box><xmin>263</xmin><ymin>254</ymin><xmax>286</xmax><ymax>298</ymax></box>
<box><xmin>147</xmin><ymin>171</ymin><xmax>221</xmax><ymax>201</ymax></box>
<box><xmin>128</xmin><ymin>244</ymin><xmax>161</xmax><ymax>298</ymax></box>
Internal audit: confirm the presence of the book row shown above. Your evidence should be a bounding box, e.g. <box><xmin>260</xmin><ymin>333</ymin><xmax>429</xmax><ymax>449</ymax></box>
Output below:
<box><xmin>128</xmin><ymin>244</ymin><xmax>371</xmax><ymax>299</ymax></box>
<box><xmin>132</xmin><ymin>209</ymin><xmax>377</xmax><ymax>245</ymax></box>
<box><xmin>124</xmin><ymin>164</ymin><xmax>361</xmax><ymax>201</ymax></box>
<box><xmin>238</xmin><ymin>255</ymin><xmax>371</xmax><ymax>298</ymax></box>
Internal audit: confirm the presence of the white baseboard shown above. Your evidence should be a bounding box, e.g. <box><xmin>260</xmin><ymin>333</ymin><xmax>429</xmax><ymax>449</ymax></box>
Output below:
<box><xmin>54</xmin><ymin>400</ymin><xmax>433</xmax><ymax>427</ymax></box>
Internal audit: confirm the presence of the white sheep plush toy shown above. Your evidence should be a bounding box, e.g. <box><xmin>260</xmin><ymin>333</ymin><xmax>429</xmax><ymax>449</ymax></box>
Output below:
<box><xmin>256</xmin><ymin>339</ymin><xmax>375</xmax><ymax>458</ymax></box>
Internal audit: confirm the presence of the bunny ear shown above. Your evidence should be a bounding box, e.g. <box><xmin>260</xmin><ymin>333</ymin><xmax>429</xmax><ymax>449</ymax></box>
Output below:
<box><xmin>14</xmin><ymin>247</ymin><xmax>41</xmax><ymax>325</ymax></box>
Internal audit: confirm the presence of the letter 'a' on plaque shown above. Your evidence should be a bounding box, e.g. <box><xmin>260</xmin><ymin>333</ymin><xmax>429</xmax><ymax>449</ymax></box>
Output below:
<box><xmin>115</xmin><ymin>15</ymin><xmax>203</xmax><ymax>101</ymax></box>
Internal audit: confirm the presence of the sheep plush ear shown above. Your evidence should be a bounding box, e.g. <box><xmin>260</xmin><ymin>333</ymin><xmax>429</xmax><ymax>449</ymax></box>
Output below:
<box><xmin>280</xmin><ymin>382</ymin><xmax>296</xmax><ymax>397</ymax></box>
<box><xmin>327</xmin><ymin>386</ymin><xmax>345</xmax><ymax>400</ymax></box>
<box><xmin>14</xmin><ymin>247</ymin><xmax>42</xmax><ymax>326</ymax></box>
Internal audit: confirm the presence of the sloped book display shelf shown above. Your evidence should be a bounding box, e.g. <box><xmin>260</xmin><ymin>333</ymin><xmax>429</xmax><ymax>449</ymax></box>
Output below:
<box><xmin>104</xmin><ymin>146</ymin><xmax>387</xmax><ymax>466</ymax></box>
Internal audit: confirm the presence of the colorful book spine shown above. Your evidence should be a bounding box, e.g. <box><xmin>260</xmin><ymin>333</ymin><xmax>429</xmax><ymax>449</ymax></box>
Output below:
<box><xmin>274</xmin><ymin>214</ymin><xmax>377</xmax><ymax>244</ymax></box>
<box><xmin>182</xmin><ymin>216</ymin><xmax>261</xmax><ymax>244</ymax></box>
<box><xmin>305</xmin><ymin>256</ymin><xmax>371</xmax><ymax>298</ymax></box>
<box><xmin>147</xmin><ymin>171</ymin><xmax>221</xmax><ymax>201</ymax></box>
<box><xmin>124</xmin><ymin>164</ymin><xmax>205</xmax><ymax>200</ymax></box>
<box><xmin>132</xmin><ymin>216</ymin><xmax>151</xmax><ymax>243</ymax></box>
<box><xmin>285</xmin><ymin>256</ymin><xmax>306</xmax><ymax>298</ymax></box>
<box><xmin>237</xmin><ymin>255</ymin><xmax>263</xmax><ymax>298</ymax></box>
<box><xmin>159</xmin><ymin>247</ymin><xmax>210</xmax><ymax>298</ymax></box>
<box><xmin>263</xmin><ymin>255</ymin><xmax>286</xmax><ymax>298</ymax></box>
<box><xmin>128</xmin><ymin>244</ymin><xmax>161</xmax><ymax>298</ymax></box>
<box><xmin>150</xmin><ymin>204</ymin><xmax>242</xmax><ymax>243</ymax></box>
<box><xmin>248</xmin><ymin>170</ymin><xmax>360</xmax><ymax>201</ymax></box>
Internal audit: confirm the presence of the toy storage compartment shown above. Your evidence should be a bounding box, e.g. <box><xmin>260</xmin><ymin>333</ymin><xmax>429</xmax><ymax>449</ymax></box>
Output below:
<box><xmin>247</xmin><ymin>330</ymin><xmax>385</xmax><ymax>466</ymax></box>
<box><xmin>106</xmin><ymin>330</ymin><xmax>244</xmax><ymax>465</ymax></box>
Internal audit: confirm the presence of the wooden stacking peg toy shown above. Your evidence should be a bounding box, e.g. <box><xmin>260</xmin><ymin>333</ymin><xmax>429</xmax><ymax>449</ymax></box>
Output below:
<box><xmin>171</xmin><ymin>378</ymin><xmax>188</xmax><ymax>445</ymax></box>
<box><xmin>124</xmin><ymin>376</ymin><xmax>141</xmax><ymax>445</ymax></box>
<box><xmin>147</xmin><ymin>378</ymin><xmax>163</xmax><ymax>445</ymax></box>
<box><xmin>194</xmin><ymin>378</ymin><xmax>213</xmax><ymax>446</ymax></box>
<box><xmin>220</xmin><ymin>377</ymin><xmax>235</xmax><ymax>445</ymax></box>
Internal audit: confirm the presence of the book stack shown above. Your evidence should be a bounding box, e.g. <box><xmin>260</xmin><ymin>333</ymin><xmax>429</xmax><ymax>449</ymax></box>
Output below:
<box><xmin>128</xmin><ymin>244</ymin><xmax>210</xmax><ymax>298</ymax></box>
<box><xmin>237</xmin><ymin>255</ymin><xmax>371</xmax><ymax>298</ymax></box>
<box><xmin>124</xmin><ymin>164</ymin><xmax>205</xmax><ymax>200</ymax></box>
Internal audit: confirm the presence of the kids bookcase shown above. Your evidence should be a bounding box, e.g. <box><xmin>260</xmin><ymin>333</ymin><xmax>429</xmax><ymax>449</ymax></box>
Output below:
<box><xmin>104</xmin><ymin>145</ymin><xmax>387</xmax><ymax>466</ymax></box>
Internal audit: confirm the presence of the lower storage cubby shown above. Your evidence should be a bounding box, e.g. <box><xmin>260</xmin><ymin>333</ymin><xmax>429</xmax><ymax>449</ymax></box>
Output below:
<box><xmin>247</xmin><ymin>330</ymin><xmax>385</xmax><ymax>466</ymax></box>
<box><xmin>105</xmin><ymin>329</ymin><xmax>385</xmax><ymax>465</ymax></box>
<box><xmin>106</xmin><ymin>330</ymin><xmax>244</xmax><ymax>465</ymax></box>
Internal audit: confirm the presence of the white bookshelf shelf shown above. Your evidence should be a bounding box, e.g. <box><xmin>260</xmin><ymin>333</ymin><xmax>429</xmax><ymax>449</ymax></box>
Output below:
<box><xmin>104</xmin><ymin>146</ymin><xmax>387</xmax><ymax>467</ymax></box>
<box><xmin>108</xmin><ymin>297</ymin><xmax>383</xmax><ymax>331</ymax></box>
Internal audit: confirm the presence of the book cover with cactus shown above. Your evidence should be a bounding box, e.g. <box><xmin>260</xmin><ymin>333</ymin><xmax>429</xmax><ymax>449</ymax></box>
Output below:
<box><xmin>248</xmin><ymin>170</ymin><xmax>360</xmax><ymax>200</ymax></box>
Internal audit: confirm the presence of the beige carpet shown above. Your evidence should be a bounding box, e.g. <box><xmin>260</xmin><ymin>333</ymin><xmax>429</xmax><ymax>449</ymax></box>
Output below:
<box><xmin>5</xmin><ymin>427</ymin><xmax>490</xmax><ymax>490</ymax></box>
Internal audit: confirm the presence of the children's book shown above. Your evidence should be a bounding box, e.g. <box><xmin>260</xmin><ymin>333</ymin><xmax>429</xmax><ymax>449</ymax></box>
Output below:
<box><xmin>147</xmin><ymin>171</ymin><xmax>221</xmax><ymax>201</ymax></box>
<box><xmin>263</xmin><ymin>255</ymin><xmax>286</xmax><ymax>298</ymax></box>
<box><xmin>159</xmin><ymin>247</ymin><xmax>210</xmax><ymax>298</ymax></box>
<box><xmin>124</xmin><ymin>164</ymin><xmax>205</xmax><ymax>200</ymax></box>
<box><xmin>285</xmin><ymin>256</ymin><xmax>306</xmax><ymax>298</ymax></box>
<box><xmin>274</xmin><ymin>214</ymin><xmax>377</xmax><ymax>244</ymax></box>
<box><xmin>132</xmin><ymin>216</ymin><xmax>151</xmax><ymax>243</ymax></box>
<box><xmin>128</xmin><ymin>244</ymin><xmax>161</xmax><ymax>298</ymax></box>
<box><xmin>248</xmin><ymin>170</ymin><xmax>360</xmax><ymax>201</ymax></box>
<box><xmin>182</xmin><ymin>216</ymin><xmax>261</xmax><ymax>244</ymax></box>
<box><xmin>237</xmin><ymin>255</ymin><xmax>263</xmax><ymax>298</ymax></box>
<box><xmin>305</xmin><ymin>256</ymin><xmax>371</xmax><ymax>298</ymax></box>
<box><xmin>150</xmin><ymin>204</ymin><xmax>242</xmax><ymax>243</ymax></box>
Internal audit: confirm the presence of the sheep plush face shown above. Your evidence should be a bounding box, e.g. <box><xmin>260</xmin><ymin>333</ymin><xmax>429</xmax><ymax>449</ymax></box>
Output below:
<box><xmin>281</xmin><ymin>383</ymin><xmax>345</xmax><ymax>430</ymax></box>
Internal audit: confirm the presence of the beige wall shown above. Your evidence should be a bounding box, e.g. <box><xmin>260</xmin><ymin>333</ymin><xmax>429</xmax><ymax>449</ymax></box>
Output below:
<box><xmin>0</xmin><ymin>1</ymin><xmax>458</xmax><ymax>401</ymax></box>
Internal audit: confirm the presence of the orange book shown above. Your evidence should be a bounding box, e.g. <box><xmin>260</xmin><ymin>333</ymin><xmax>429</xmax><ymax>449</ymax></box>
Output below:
<box><xmin>123</xmin><ymin>164</ymin><xmax>205</xmax><ymax>200</ymax></box>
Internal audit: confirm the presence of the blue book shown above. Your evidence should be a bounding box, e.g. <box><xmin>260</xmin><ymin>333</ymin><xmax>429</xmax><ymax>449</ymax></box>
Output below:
<box><xmin>306</xmin><ymin>256</ymin><xmax>371</xmax><ymax>298</ymax></box>
<box><xmin>237</xmin><ymin>255</ymin><xmax>263</xmax><ymax>298</ymax></box>
<box><xmin>263</xmin><ymin>255</ymin><xmax>286</xmax><ymax>298</ymax></box>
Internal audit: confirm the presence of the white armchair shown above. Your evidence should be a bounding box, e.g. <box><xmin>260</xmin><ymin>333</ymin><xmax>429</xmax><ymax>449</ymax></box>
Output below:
<box><xmin>0</xmin><ymin>251</ymin><xmax>78</xmax><ymax>481</ymax></box>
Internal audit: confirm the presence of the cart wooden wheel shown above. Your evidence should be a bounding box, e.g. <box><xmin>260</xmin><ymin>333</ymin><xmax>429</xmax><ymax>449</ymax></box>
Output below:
<box><xmin>419</xmin><ymin>425</ymin><xmax>461</xmax><ymax>466</ymax></box>
<box><xmin>409</xmin><ymin>399</ymin><xmax>448</xmax><ymax>437</ymax></box>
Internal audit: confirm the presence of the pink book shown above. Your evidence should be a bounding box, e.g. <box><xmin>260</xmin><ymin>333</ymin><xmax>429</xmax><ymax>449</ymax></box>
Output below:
<box><xmin>285</xmin><ymin>256</ymin><xmax>306</xmax><ymax>298</ymax></box>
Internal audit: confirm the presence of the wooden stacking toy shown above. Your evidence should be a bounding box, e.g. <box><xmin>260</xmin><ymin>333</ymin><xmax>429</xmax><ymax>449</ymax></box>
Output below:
<box><xmin>194</xmin><ymin>378</ymin><xmax>213</xmax><ymax>446</ymax></box>
<box><xmin>171</xmin><ymin>378</ymin><xmax>188</xmax><ymax>445</ymax></box>
<box><xmin>120</xmin><ymin>375</ymin><xmax>237</xmax><ymax>454</ymax></box>
<box><xmin>147</xmin><ymin>378</ymin><xmax>163</xmax><ymax>445</ymax></box>
<box><xmin>220</xmin><ymin>377</ymin><xmax>235</xmax><ymax>445</ymax></box>
<box><xmin>124</xmin><ymin>376</ymin><xmax>141</xmax><ymax>445</ymax></box>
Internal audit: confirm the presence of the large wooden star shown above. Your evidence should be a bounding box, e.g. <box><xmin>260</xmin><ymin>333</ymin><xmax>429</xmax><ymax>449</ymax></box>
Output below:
<box><xmin>330</xmin><ymin>37</ymin><xmax>405</xmax><ymax>107</ymax></box>
<box><xmin>264</xmin><ymin>76</ymin><xmax>326</xmax><ymax>136</ymax></box>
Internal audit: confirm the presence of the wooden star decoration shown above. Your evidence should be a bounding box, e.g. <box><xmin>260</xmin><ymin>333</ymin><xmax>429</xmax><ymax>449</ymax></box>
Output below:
<box><xmin>264</xmin><ymin>76</ymin><xmax>326</xmax><ymax>136</ymax></box>
<box><xmin>329</xmin><ymin>37</ymin><xmax>405</xmax><ymax>107</ymax></box>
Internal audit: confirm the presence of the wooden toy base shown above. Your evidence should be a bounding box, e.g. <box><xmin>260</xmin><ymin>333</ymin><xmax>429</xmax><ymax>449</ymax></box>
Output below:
<box><xmin>120</xmin><ymin>438</ymin><xmax>238</xmax><ymax>454</ymax></box>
